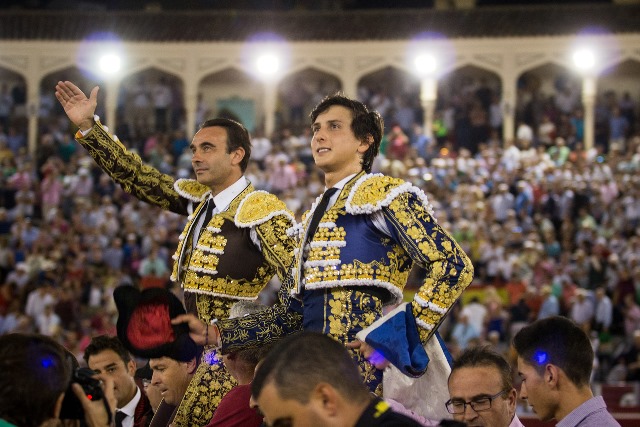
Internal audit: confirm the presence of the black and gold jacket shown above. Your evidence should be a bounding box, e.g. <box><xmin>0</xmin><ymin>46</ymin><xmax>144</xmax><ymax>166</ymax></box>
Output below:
<box><xmin>74</xmin><ymin>118</ymin><xmax>296</xmax><ymax>323</ymax></box>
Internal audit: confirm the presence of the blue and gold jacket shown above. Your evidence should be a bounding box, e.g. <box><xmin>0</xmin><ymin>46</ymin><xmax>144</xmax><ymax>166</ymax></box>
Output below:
<box><xmin>218</xmin><ymin>172</ymin><xmax>473</xmax><ymax>376</ymax></box>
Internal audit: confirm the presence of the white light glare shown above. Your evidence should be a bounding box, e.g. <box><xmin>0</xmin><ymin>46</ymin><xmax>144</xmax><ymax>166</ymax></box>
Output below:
<box><xmin>414</xmin><ymin>54</ymin><xmax>437</xmax><ymax>76</ymax></box>
<box><xmin>99</xmin><ymin>54</ymin><xmax>121</xmax><ymax>75</ymax></box>
<box><xmin>256</xmin><ymin>53</ymin><xmax>280</xmax><ymax>77</ymax></box>
<box><xmin>572</xmin><ymin>49</ymin><xmax>595</xmax><ymax>71</ymax></box>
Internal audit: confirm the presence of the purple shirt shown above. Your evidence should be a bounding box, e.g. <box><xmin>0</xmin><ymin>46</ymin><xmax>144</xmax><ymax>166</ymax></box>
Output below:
<box><xmin>556</xmin><ymin>396</ymin><xmax>620</xmax><ymax>427</ymax></box>
<box><xmin>510</xmin><ymin>414</ymin><xmax>526</xmax><ymax>427</ymax></box>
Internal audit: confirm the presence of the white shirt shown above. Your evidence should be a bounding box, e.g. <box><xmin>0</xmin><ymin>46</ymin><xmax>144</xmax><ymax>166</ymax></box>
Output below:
<box><xmin>191</xmin><ymin>176</ymin><xmax>260</xmax><ymax>249</ymax></box>
<box><xmin>118</xmin><ymin>386</ymin><xmax>142</xmax><ymax>427</ymax></box>
<box><xmin>595</xmin><ymin>295</ymin><xmax>613</xmax><ymax>330</ymax></box>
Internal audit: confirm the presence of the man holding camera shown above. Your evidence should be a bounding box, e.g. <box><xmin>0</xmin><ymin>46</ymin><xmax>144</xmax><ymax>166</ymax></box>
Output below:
<box><xmin>0</xmin><ymin>333</ymin><xmax>117</xmax><ymax>427</ymax></box>
<box><xmin>84</xmin><ymin>335</ymin><xmax>153</xmax><ymax>427</ymax></box>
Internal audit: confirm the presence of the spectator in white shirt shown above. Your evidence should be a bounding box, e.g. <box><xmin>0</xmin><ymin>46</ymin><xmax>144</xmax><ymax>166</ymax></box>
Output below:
<box><xmin>594</xmin><ymin>287</ymin><xmax>613</xmax><ymax>333</ymax></box>
<box><xmin>570</xmin><ymin>289</ymin><xmax>594</xmax><ymax>330</ymax></box>
<box><xmin>24</xmin><ymin>282</ymin><xmax>56</xmax><ymax>320</ymax></box>
<box><xmin>461</xmin><ymin>296</ymin><xmax>488</xmax><ymax>338</ymax></box>
<box><xmin>36</xmin><ymin>303</ymin><xmax>61</xmax><ymax>337</ymax></box>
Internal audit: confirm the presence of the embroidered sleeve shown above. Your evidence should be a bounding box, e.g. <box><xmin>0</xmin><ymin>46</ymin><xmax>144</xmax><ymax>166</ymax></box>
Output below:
<box><xmin>382</xmin><ymin>191</ymin><xmax>474</xmax><ymax>344</ymax></box>
<box><xmin>236</xmin><ymin>191</ymin><xmax>297</xmax><ymax>281</ymax></box>
<box><xmin>75</xmin><ymin>119</ymin><xmax>188</xmax><ymax>214</ymax></box>
<box><xmin>254</xmin><ymin>216</ymin><xmax>296</xmax><ymax>282</ymax></box>
<box><xmin>217</xmin><ymin>270</ymin><xmax>303</xmax><ymax>353</ymax></box>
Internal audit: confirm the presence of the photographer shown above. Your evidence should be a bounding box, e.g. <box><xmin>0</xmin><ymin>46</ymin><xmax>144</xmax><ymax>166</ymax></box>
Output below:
<box><xmin>0</xmin><ymin>333</ymin><xmax>116</xmax><ymax>427</ymax></box>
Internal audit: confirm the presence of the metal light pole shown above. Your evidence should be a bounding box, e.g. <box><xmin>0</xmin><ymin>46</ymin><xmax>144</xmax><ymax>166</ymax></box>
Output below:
<box><xmin>572</xmin><ymin>48</ymin><xmax>597</xmax><ymax>151</ymax></box>
<box><xmin>415</xmin><ymin>53</ymin><xmax>438</xmax><ymax>139</ymax></box>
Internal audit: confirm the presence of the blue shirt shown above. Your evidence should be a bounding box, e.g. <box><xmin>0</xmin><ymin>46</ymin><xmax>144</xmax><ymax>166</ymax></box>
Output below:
<box><xmin>556</xmin><ymin>396</ymin><xmax>620</xmax><ymax>427</ymax></box>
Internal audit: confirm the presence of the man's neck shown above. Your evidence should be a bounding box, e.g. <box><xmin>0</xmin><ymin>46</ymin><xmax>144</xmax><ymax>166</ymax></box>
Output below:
<box><xmin>332</xmin><ymin>399</ymin><xmax>368</xmax><ymax>427</ymax></box>
<box><xmin>119</xmin><ymin>385</ymin><xmax>140</xmax><ymax>411</ymax></box>
<box><xmin>324</xmin><ymin>167</ymin><xmax>362</xmax><ymax>188</ymax></box>
<box><xmin>234</xmin><ymin>369</ymin><xmax>255</xmax><ymax>385</ymax></box>
<box><xmin>209</xmin><ymin>172</ymin><xmax>243</xmax><ymax>196</ymax></box>
<box><xmin>555</xmin><ymin>385</ymin><xmax>594</xmax><ymax>422</ymax></box>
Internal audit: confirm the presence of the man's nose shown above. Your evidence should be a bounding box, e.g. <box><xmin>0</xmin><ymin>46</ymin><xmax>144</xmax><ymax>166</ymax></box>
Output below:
<box><xmin>463</xmin><ymin>404</ymin><xmax>479</xmax><ymax>420</ymax></box>
<box><xmin>151</xmin><ymin>372</ymin><xmax>161</xmax><ymax>385</ymax></box>
<box><xmin>519</xmin><ymin>384</ymin><xmax>528</xmax><ymax>400</ymax></box>
<box><xmin>313</xmin><ymin>128</ymin><xmax>326</xmax><ymax>142</ymax></box>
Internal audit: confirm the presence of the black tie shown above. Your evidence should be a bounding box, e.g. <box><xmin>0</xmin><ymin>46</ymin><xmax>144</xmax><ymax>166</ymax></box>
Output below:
<box><xmin>200</xmin><ymin>198</ymin><xmax>215</xmax><ymax>236</ymax></box>
<box><xmin>115</xmin><ymin>410</ymin><xmax>126</xmax><ymax>427</ymax></box>
<box><xmin>306</xmin><ymin>188</ymin><xmax>338</xmax><ymax>244</ymax></box>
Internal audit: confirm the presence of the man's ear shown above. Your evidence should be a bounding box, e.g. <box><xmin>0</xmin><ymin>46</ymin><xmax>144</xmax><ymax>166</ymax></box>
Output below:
<box><xmin>506</xmin><ymin>387</ymin><xmax>518</xmax><ymax>410</ymax></box>
<box><xmin>127</xmin><ymin>358</ymin><xmax>137</xmax><ymax>377</ymax></box>
<box><xmin>313</xmin><ymin>383</ymin><xmax>339</xmax><ymax>417</ymax></box>
<box><xmin>358</xmin><ymin>135</ymin><xmax>373</xmax><ymax>154</ymax></box>
<box><xmin>231</xmin><ymin>147</ymin><xmax>246</xmax><ymax>166</ymax></box>
<box><xmin>545</xmin><ymin>364</ymin><xmax>560</xmax><ymax>388</ymax></box>
<box><xmin>186</xmin><ymin>357</ymin><xmax>198</xmax><ymax>375</ymax></box>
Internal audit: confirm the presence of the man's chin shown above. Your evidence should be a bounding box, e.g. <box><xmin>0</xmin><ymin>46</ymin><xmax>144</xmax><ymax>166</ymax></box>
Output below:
<box><xmin>195</xmin><ymin>177</ymin><xmax>211</xmax><ymax>187</ymax></box>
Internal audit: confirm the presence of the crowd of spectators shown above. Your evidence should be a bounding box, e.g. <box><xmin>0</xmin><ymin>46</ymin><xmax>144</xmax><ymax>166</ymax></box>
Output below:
<box><xmin>0</xmin><ymin>73</ymin><xmax>639</xmax><ymax>395</ymax></box>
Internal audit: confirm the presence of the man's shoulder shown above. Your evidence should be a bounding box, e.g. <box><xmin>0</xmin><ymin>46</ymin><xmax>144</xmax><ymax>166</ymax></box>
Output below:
<box><xmin>235</xmin><ymin>190</ymin><xmax>295</xmax><ymax>228</ymax></box>
<box><xmin>133</xmin><ymin>389</ymin><xmax>153</xmax><ymax>427</ymax></box>
<box><xmin>210</xmin><ymin>384</ymin><xmax>263</xmax><ymax>426</ymax></box>
<box><xmin>346</xmin><ymin>173</ymin><xmax>407</xmax><ymax>214</ymax></box>
<box><xmin>354</xmin><ymin>398</ymin><xmax>423</xmax><ymax>427</ymax></box>
<box><xmin>219</xmin><ymin>383</ymin><xmax>251</xmax><ymax>403</ymax></box>
<box><xmin>173</xmin><ymin>179</ymin><xmax>210</xmax><ymax>202</ymax></box>
<box><xmin>346</xmin><ymin>173</ymin><xmax>433</xmax><ymax>216</ymax></box>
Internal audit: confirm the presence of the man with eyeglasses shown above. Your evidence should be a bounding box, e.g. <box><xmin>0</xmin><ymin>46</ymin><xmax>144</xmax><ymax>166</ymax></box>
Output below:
<box><xmin>446</xmin><ymin>346</ymin><xmax>524</xmax><ymax>427</ymax></box>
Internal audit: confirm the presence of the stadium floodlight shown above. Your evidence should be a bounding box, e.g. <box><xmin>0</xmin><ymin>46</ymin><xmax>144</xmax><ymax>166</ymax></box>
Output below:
<box><xmin>98</xmin><ymin>53</ymin><xmax>122</xmax><ymax>75</ymax></box>
<box><xmin>256</xmin><ymin>53</ymin><xmax>280</xmax><ymax>80</ymax></box>
<box><xmin>572</xmin><ymin>48</ymin><xmax>595</xmax><ymax>72</ymax></box>
<box><xmin>414</xmin><ymin>53</ymin><xmax>437</xmax><ymax>77</ymax></box>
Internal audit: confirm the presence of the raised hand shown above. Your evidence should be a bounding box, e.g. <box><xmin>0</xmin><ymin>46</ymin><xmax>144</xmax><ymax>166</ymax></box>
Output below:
<box><xmin>172</xmin><ymin>313</ymin><xmax>221</xmax><ymax>347</ymax></box>
<box><xmin>54</xmin><ymin>80</ymin><xmax>99</xmax><ymax>131</ymax></box>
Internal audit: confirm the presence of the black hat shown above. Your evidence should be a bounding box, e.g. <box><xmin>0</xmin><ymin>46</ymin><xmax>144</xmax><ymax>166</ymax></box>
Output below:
<box><xmin>114</xmin><ymin>286</ymin><xmax>197</xmax><ymax>362</ymax></box>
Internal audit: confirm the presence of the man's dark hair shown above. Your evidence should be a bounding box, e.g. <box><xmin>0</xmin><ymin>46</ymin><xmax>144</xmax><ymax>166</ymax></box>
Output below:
<box><xmin>252</xmin><ymin>331</ymin><xmax>369</xmax><ymax>404</ymax></box>
<box><xmin>513</xmin><ymin>316</ymin><xmax>593</xmax><ymax>387</ymax></box>
<box><xmin>450</xmin><ymin>345</ymin><xmax>513</xmax><ymax>392</ymax></box>
<box><xmin>83</xmin><ymin>334</ymin><xmax>132</xmax><ymax>365</ymax></box>
<box><xmin>0</xmin><ymin>333</ymin><xmax>71</xmax><ymax>427</ymax></box>
<box><xmin>310</xmin><ymin>93</ymin><xmax>383</xmax><ymax>173</ymax></box>
<box><xmin>200</xmin><ymin>118</ymin><xmax>252</xmax><ymax>172</ymax></box>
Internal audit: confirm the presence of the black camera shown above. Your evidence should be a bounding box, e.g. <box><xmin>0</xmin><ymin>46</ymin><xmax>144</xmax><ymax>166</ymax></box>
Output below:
<box><xmin>59</xmin><ymin>367</ymin><xmax>105</xmax><ymax>420</ymax></box>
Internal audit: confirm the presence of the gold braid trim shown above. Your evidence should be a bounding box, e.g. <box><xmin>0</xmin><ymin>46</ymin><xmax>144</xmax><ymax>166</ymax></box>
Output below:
<box><xmin>174</xmin><ymin>178</ymin><xmax>211</xmax><ymax>202</ymax></box>
<box><xmin>75</xmin><ymin>118</ymin><xmax>184</xmax><ymax>212</ymax></box>
<box><xmin>235</xmin><ymin>190</ymin><xmax>296</xmax><ymax>227</ymax></box>
<box><xmin>383</xmin><ymin>193</ymin><xmax>474</xmax><ymax>344</ymax></box>
<box><xmin>173</xmin><ymin>354</ymin><xmax>235</xmax><ymax>427</ymax></box>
